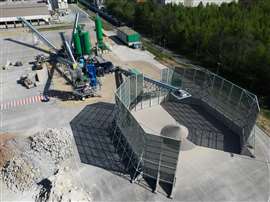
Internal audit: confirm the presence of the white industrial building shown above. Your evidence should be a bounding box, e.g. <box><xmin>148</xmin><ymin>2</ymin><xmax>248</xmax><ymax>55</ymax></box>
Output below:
<box><xmin>48</xmin><ymin>0</ymin><xmax>68</xmax><ymax>15</ymax></box>
<box><xmin>0</xmin><ymin>2</ymin><xmax>51</xmax><ymax>29</ymax></box>
<box><xmin>157</xmin><ymin>0</ymin><xmax>238</xmax><ymax>6</ymax></box>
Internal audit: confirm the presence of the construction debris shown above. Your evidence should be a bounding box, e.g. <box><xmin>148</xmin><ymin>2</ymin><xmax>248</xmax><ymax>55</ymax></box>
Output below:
<box><xmin>2</xmin><ymin>154</ymin><xmax>41</xmax><ymax>192</ymax></box>
<box><xmin>0</xmin><ymin>129</ymin><xmax>79</xmax><ymax>199</ymax></box>
<box><xmin>18</xmin><ymin>74</ymin><xmax>36</xmax><ymax>89</ymax></box>
<box><xmin>29</xmin><ymin>129</ymin><xmax>73</xmax><ymax>164</ymax></box>
<box><xmin>14</xmin><ymin>61</ymin><xmax>23</xmax><ymax>67</ymax></box>
<box><xmin>36</xmin><ymin>167</ymin><xmax>91</xmax><ymax>202</ymax></box>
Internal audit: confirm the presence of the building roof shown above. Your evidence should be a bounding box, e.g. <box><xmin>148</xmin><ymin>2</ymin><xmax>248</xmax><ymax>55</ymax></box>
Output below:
<box><xmin>118</xmin><ymin>26</ymin><xmax>138</xmax><ymax>36</ymax></box>
<box><xmin>0</xmin><ymin>3</ymin><xmax>49</xmax><ymax>18</ymax></box>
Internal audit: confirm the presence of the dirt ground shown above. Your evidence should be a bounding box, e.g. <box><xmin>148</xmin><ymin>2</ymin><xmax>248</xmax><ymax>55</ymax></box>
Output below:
<box><xmin>0</xmin><ymin>133</ymin><xmax>15</xmax><ymax>167</ymax></box>
<box><xmin>52</xmin><ymin>70</ymin><xmax>116</xmax><ymax>107</ymax></box>
<box><xmin>257</xmin><ymin>111</ymin><xmax>270</xmax><ymax>136</ymax></box>
<box><xmin>103</xmin><ymin>52</ymin><xmax>161</xmax><ymax>80</ymax></box>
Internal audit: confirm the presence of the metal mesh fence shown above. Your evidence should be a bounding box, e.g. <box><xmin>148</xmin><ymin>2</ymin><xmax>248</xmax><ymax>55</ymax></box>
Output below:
<box><xmin>161</xmin><ymin>67</ymin><xmax>260</xmax><ymax>151</ymax></box>
<box><xmin>114</xmin><ymin>74</ymin><xmax>180</xmax><ymax>197</ymax></box>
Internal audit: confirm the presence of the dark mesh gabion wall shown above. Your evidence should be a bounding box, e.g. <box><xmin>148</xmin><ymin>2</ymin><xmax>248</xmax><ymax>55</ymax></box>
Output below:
<box><xmin>113</xmin><ymin>74</ymin><xmax>181</xmax><ymax>198</ymax></box>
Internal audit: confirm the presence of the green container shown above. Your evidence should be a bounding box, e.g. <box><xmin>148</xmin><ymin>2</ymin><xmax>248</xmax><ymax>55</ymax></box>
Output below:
<box><xmin>73</xmin><ymin>32</ymin><xmax>82</xmax><ymax>56</ymax></box>
<box><xmin>80</xmin><ymin>31</ymin><xmax>91</xmax><ymax>55</ymax></box>
<box><xmin>95</xmin><ymin>15</ymin><xmax>103</xmax><ymax>45</ymax></box>
<box><xmin>127</xmin><ymin>33</ymin><xmax>140</xmax><ymax>43</ymax></box>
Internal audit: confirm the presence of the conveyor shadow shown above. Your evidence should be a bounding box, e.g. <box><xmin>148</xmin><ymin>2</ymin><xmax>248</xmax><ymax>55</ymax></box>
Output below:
<box><xmin>5</xmin><ymin>38</ymin><xmax>51</xmax><ymax>54</ymax></box>
<box><xmin>109</xmin><ymin>35</ymin><xmax>124</xmax><ymax>46</ymax></box>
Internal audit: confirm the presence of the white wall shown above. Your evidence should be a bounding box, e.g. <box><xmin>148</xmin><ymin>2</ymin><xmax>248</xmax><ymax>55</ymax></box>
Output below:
<box><xmin>158</xmin><ymin>0</ymin><xmax>238</xmax><ymax>6</ymax></box>
<box><xmin>188</xmin><ymin>0</ymin><xmax>238</xmax><ymax>7</ymax></box>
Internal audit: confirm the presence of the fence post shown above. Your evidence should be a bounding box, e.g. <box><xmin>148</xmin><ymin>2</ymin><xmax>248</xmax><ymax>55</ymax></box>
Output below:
<box><xmin>154</xmin><ymin>140</ymin><xmax>163</xmax><ymax>193</ymax></box>
<box><xmin>237</xmin><ymin>90</ymin><xmax>244</xmax><ymax>110</ymax></box>
<box><xmin>227</xmin><ymin>84</ymin><xmax>234</xmax><ymax>102</ymax></box>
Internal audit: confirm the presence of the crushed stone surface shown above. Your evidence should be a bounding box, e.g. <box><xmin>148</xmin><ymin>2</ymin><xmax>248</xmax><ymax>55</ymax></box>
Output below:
<box><xmin>0</xmin><ymin>128</ymin><xmax>89</xmax><ymax>201</ymax></box>
<box><xmin>29</xmin><ymin>128</ymin><xmax>73</xmax><ymax>164</ymax></box>
<box><xmin>1</xmin><ymin>154</ymin><xmax>41</xmax><ymax>192</ymax></box>
<box><xmin>35</xmin><ymin>167</ymin><xmax>91</xmax><ymax>202</ymax></box>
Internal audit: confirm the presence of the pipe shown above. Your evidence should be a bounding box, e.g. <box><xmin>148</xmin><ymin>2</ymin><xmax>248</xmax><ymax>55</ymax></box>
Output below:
<box><xmin>18</xmin><ymin>17</ymin><xmax>58</xmax><ymax>52</ymax></box>
<box><xmin>70</xmin><ymin>13</ymin><xmax>79</xmax><ymax>46</ymax></box>
<box><xmin>64</xmin><ymin>41</ymin><xmax>76</xmax><ymax>64</ymax></box>
<box><xmin>118</xmin><ymin>67</ymin><xmax>179</xmax><ymax>91</ymax></box>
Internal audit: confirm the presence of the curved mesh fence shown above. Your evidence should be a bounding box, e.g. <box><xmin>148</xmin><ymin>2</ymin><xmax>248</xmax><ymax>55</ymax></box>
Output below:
<box><xmin>113</xmin><ymin>74</ymin><xmax>181</xmax><ymax>198</ymax></box>
<box><xmin>161</xmin><ymin>66</ymin><xmax>260</xmax><ymax>151</ymax></box>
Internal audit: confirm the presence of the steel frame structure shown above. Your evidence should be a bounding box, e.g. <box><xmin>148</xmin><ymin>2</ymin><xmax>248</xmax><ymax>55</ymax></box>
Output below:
<box><xmin>113</xmin><ymin>74</ymin><xmax>181</xmax><ymax>198</ymax></box>
<box><xmin>161</xmin><ymin>66</ymin><xmax>260</xmax><ymax>154</ymax></box>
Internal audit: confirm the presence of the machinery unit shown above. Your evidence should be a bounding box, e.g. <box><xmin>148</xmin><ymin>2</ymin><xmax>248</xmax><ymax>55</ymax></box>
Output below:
<box><xmin>17</xmin><ymin>12</ymin><xmax>113</xmax><ymax>100</ymax></box>
<box><xmin>117</xmin><ymin>26</ymin><xmax>141</xmax><ymax>49</ymax></box>
<box><xmin>86</xmin><ymin>63</ymin><xmax>97</xmax><ymax>87</ymax></box>
<box><xmin>17</xmin><ymin>16</ymin><xmax>97</xmax><ymax>100</ymax></box>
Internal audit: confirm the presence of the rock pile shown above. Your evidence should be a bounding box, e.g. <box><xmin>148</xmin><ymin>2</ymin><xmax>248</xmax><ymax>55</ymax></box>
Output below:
<box><xmin>1</xmin><ymin>129</ymin><xmax>74</xmax><ymax>193</ymax></box>
<box><xmin>36</xmin><ymin>167</ymin><xmax>91</xmax><ymax>202</ymax></box>
<box><xmin>29</xmin><ymin>129</ymin><xmax>73</xmax><ymax>164</ymax></box>
<box><xmin>1</xmin><ymin>155</ymin><xmax>41</xmax><ymax>192</ymax></box>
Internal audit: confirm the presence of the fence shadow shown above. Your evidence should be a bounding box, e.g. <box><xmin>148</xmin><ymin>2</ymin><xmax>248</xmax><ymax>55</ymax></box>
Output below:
<box><xmin>70</xmin><ymin>102</ymin><xmax>127</xmax><ymax>175</ymax></box>
<box><xmin>162</xmin><ymin>101</ymin><xmax>241</xmax><ymax>154</ymax></box>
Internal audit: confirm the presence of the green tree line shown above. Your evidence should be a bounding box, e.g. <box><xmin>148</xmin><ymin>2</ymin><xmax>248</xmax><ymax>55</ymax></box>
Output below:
<box><xmin>105</xmin><ymin>0</ymin><xmax>270</xmax><ymax>108</ymax></box>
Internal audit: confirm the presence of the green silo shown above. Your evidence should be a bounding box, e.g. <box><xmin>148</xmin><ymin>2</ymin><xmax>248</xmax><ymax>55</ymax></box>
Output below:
<box><xmin>73</xmin><ymin>32</ymin><xmax>82</xmax><ymax>56</ymax></box>
<box><xmin>80</xmin><ymin>31</ymin><xmax>91</xmax><ymax>55</ymax></box>
<box><xmin>95</xmin><ymin>14</ymin><xmax>103</xmax><ymax>48</ymax></box>
<box><xmin>79</xmin><ymin>31</ymin><xmax>84</xmax><ymax>54</ymax></box>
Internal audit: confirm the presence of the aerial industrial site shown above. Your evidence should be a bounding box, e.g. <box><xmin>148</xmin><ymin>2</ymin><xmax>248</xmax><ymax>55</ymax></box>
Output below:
<box><xmin>0</xmin><ymin>1</ymin><xmax>269</xmax><ymax>202</ymax></box>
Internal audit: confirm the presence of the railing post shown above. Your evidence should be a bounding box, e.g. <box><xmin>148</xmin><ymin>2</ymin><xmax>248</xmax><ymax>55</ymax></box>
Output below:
<box><xmin>154</xmin><ymin>140</ymin><xmax>163</xmax><ymax>193</ymax></box>
<box><xmin>237</xmin><ymin>90</ymin><xmax>244</xmax><ymax>111</ymax></box>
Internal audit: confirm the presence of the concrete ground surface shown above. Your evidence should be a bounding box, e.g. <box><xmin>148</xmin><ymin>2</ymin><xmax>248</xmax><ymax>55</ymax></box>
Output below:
<box><xmin>0</xmin><ymin>4</ymin><xmax>269</xmax><ymax>202</ymax></box>
<box><xmin>162</xmin><ymin>101</ymin><xmax>242</xmax><ymax>154</ymax></box>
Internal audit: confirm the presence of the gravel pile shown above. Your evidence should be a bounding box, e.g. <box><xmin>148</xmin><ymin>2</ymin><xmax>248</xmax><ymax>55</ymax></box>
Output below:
<box><xmin>36</xmin><ymin>167</ymin><xmax>91</xmax><ymax>202</ymax></box>
<box><xmin>29</xmin><ymin>128</ymin><xmax>73</xmax><ymax>164</ymax></box>
<box><xmin>1</xmin><ymin>155</ymin><xmax>41</xmax><ymax>192</ymax></box>
<box><xmin>1</xmin><ymin>129</ymin><xmax>74</xmax><ymax>193</ymax></box>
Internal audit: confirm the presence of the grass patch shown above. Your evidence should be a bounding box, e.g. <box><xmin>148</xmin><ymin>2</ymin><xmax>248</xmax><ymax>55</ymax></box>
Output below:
<box><xmin>142</xmin><ymin>39</ymin><xmax>170</xmax><ymax>60</ymax></box>
<box><xmin>37</xmin><ymin>24</ymin><xmax>73</xmax><ymax>32</ymax></box>
<box><xmin>142</xmin><ymin>39</ymin><xmax>188</xmax><ymax>68</ymax></box>
<box><xmin>257</xmin><ymin>108</ymin><xmax>270</xmax><ymax>136</ymax></box>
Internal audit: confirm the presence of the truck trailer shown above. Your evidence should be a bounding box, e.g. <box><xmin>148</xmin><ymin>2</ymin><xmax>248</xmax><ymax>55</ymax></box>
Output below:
<box><xmin>117</xmin><ymin>26</ymin><xmax>141</xmax><ymax>49</ymax></box>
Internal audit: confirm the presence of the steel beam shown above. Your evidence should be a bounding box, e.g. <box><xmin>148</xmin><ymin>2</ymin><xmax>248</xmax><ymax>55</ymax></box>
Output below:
<box><xmin>64</xmin><ymin>41</ymin><xmax>76</xmax><ymax>64</ymax></box>
<box><xmin>18</xmin><ymin>17</ymin><xmax>58</xmax><ymax>52</ymax></box>
<box><xmin>70</xmin><ymin>13</ymin><xmax>79</xmax><ymax>46</ymax></box>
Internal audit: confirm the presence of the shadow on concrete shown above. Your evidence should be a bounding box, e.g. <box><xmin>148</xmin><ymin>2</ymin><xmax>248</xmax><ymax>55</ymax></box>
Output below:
<box><xmin>70</xmin><ymin>102</ymin><xmax>169</xmax><ymax>196</ymax></box>
<box><xmin>46</xmin><ymin>89</ymin><xmax>75</xmax><ymax>101</ymax></box>
<box><xmin>5</xmin><ymin>38</ymin><xmax>51</xmax><ymax>54</ymax></box>
<box><xmin>70</xmin><ymin>102</ymin><xmax>127</xmax><ymax>175</ymax></box>
<box><xmin>109</xmin><ymin>35</ymin><xmax>125</xmax><ymax>46</ymax></box>
<box><xmin>162</xmin><ymin>101</ymin><xmax>241</xmax><ymax>154</ymax></box>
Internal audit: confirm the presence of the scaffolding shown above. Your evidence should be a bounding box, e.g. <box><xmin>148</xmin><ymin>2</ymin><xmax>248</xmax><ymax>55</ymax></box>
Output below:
<box><xmin>113</xmin><ymin>74</ymin><xmax>181</xmax><ymax>198</ymax></box>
